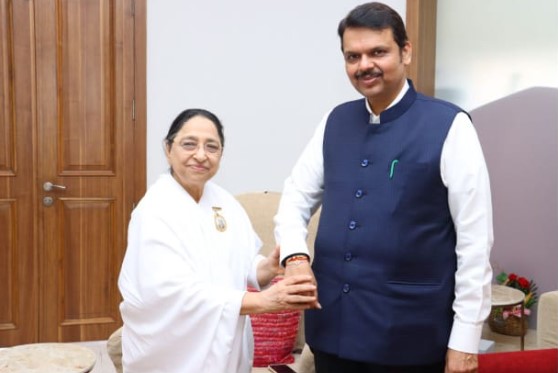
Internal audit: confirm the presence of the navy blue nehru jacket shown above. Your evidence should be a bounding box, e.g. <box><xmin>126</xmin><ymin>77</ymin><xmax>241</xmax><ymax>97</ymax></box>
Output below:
<box><xmin>306</xmin><ymin>80</ymin><xmax>466</xmax><ymax>365</ymax></box>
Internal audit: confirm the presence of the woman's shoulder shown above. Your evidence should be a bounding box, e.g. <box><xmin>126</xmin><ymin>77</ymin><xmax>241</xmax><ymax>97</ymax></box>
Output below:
<box><xmin>204</xmin><ymin>181</ymin><xmax>243</xmax><ymax>208</ymax></box>
<box><xmin>134</xmin><ymin>173</ymin><xmax>191</xmax><ymax>215</ymax></box>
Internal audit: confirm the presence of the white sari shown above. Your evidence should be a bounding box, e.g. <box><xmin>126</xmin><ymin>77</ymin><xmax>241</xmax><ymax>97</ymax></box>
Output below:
<box><xmin>118</xmin><ymin>173</ymin><xmax>263</xmax><ymax>373</ymax></box>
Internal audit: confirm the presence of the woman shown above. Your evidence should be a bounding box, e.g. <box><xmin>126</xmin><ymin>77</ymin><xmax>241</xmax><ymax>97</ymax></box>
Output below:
<box><xmin>118</xmin><ymin>109</ymin><xmax>316</xmax><ymax>373</ymax></box>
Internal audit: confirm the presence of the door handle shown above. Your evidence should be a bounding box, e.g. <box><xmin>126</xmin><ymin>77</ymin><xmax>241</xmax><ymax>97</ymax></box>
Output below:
<box><xmin>43</xmin><ymin>181</ymin><xmax>67</xmax><ymax>192</ymax></box>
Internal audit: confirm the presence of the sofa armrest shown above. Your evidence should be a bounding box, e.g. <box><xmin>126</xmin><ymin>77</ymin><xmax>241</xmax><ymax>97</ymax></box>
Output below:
<box><xmin>537</xmin><ymin>291</ymin><xmax>558</xmax><ymax>348</ymax></box>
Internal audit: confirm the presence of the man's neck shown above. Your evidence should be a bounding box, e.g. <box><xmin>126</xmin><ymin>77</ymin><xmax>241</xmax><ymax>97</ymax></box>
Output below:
<box><xmin>366</xmin><ymin>79</ymin><xmax>409</xmax><ymax>118</ymax></box>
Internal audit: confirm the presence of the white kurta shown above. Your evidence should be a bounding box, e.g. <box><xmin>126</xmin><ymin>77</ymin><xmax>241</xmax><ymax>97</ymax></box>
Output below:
<box><xmin>118</xmin><ymin>173</ymin><xmax>263</xmax><ymax>373</ymax></box>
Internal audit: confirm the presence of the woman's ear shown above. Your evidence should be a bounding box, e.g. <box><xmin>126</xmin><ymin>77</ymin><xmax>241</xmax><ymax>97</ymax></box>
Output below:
<box><xmin>163</xmin><ymin>140</ymin><xmax>172</xmax><ymax>158</ymax></box>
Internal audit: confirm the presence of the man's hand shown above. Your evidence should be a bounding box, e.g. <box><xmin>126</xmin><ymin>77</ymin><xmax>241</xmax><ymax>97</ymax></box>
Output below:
<box><xmin>445</xmin><ymin>348</ymin><xmax>478</xmax><ymax>373</ymax></box>
<box><xmin>284</xmin><ymin>258</ymin><xmax>321</xmax><ymax>309</ymax></box>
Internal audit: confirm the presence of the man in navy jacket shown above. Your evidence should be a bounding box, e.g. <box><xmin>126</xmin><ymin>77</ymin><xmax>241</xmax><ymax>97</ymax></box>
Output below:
<box><xmin>275</xmin><ymin>2</ymin><xmax>493</xmax><ymax>372</ymax></box>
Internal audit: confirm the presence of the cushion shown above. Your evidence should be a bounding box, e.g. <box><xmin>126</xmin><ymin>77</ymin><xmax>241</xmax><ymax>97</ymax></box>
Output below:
<box><xmin>248</xmin><ymin>277</ymin><xmax>301</xmax><ymax>367</ymax></box>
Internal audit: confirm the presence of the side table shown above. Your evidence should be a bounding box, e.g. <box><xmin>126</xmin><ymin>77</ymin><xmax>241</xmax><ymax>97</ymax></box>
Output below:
<box><xmin>491</xmin><ymin>284</ymin><xmax>526</xmax><ymax>350</ymax></box>
<box><xmin>0</xmin><ymin>342</ymin><xmax>96</xmax><ymax>372</ymax></box>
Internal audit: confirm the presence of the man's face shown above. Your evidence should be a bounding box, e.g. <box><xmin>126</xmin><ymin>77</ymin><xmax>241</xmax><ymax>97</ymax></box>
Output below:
<box><xmin>342</xmin><ymin>27</ymin><xmax>411</xmax><ymax>113</ymax></box>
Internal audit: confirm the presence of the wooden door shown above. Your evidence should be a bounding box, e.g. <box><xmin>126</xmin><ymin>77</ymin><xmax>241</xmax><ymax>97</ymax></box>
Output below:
<box><xmin>0</xmin><ymin>0</ymin><xmax>38</xmax><ymax>346</ymax></box>
<box><xmin>0</xmin><ymin>0</ymin><xmax>145</xmax><ymax>345</ymax></box>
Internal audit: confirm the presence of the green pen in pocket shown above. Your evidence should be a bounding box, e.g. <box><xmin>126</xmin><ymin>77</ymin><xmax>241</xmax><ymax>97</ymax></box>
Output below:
<box><xmin>389</xmin><ymin>159</ymin><xmax>399</xmax><ymax>179</ymax></box>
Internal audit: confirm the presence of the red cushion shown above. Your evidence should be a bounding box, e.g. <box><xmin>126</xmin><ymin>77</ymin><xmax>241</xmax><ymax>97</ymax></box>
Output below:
<box><xmin>478</xmin><ymin>348</ymin><xmax>558</xmax><ymax>373</ymax></box>
<box><xmin>248</xmin><ymin>277</ymin><xmax>301</xmax><ymax>367</ymax></box>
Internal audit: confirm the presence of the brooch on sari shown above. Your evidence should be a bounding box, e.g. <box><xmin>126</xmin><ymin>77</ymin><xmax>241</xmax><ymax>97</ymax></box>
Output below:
<box><xmin>212</xmin><ymin>206</ymin><xmax>227</xmax><ymax>232</ymax></box>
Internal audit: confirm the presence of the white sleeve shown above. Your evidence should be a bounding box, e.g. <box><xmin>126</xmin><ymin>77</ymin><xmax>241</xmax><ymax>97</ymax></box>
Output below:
<box><xmin>441</xmin><ymin>112</ymin><xmax>494</xmax><ymax>353</ymax></box>
<box><xmin>274</xmin><ymin>111</ymin><xmax>330</xmax><ymax>264</ymax></box>
<box><xmin>118</xmin><ymin>212</ymin><xmax>246</xmax><ymax>372</ymax></box>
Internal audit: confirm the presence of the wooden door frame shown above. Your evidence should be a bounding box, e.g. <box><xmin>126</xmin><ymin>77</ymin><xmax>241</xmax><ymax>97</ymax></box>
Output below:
<box><xmin>132</xmin><ymin>0</ymin><xmax>147</xmax><ymax>203</ymax></box>
<box><xmin>405</xmin><ymin>0</ymin><xmax>437</xmax><ymax>96</ymax></box>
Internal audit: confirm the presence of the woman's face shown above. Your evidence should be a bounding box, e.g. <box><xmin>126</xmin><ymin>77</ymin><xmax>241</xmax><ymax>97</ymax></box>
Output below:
<box><xmin>165</xmin><ymin>115</ymin><xmax>223</xmax><ymax>199</ymax></box>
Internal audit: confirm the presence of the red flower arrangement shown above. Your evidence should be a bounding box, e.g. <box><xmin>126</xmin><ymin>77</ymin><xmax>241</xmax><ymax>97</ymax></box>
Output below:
<box><xmin>495</xmin><ymin>271</ymin><xmax>538</xmax><ymax>316</ymax></box>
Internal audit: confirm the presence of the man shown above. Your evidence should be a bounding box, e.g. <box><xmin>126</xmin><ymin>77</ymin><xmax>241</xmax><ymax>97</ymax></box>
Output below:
<box><xmin>274</xmin><ymin>2</ymin><xmax>493</xmax><ymax>373</ymax></box>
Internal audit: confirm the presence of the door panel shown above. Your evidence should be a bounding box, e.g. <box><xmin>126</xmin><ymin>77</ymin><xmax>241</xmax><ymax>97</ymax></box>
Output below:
<box><xmin>36</xmin><ymin>0</ymin><xmax>133</xmax><ymax>342</ymax></box>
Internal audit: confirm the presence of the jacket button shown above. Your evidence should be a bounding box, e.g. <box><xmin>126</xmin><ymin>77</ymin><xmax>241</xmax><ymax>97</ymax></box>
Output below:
<box><xmin>355</xmin><ymin>189</ymin><xmax>363</xmax><ymax>198</ymax></box>
<box><xmin>348</xmin><ymin>221</ymin><xmax>357</xmax><ymax>230</ymax></box>
<box><xmin>343</xmin><ymin>283</ymin><xmax>351</xmax><ymax>293</ymax></box>
<box><xmin>360</xmin><ymin>159</ymin><xmax>369</xmax><ymax>167</ymax></box>
<box><xmin>344</xmin><ymin>252</ymin><xmax>352</xmax><ymax>261</ymax></box>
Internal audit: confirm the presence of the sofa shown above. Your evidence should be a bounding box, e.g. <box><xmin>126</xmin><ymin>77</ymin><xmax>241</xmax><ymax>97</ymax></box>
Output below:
<box><xmin>107</xmin><ymin>191</ymin><xmax>558</xmax><ymax>373</ymax></box>
<box><xmin>537</xmin><ymin>290</ymin><xmax>558</xmax><ymax>349</ymax></box>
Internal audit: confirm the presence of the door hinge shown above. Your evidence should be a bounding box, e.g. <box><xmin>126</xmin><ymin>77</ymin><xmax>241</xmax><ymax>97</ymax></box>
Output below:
<box><xmin>131</xmin><ymin>0</ymin><xmax>135</xmax><ymax>17</ymax></box>
<box><xmin>132</xmin><ymin>98</ymin><xmax>136</xmax><ymax>121</ymax></box>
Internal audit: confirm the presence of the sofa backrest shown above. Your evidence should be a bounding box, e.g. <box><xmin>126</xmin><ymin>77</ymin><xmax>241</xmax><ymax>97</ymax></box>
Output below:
<box><xmin>236</xmin><ymin>191</ymin><xmax>321</xmax><ymax>351</ymax></box>
<box><xmin>235</xmin><ymin>191</ymin><xmax>319</xmax><ymax>258</ymax></box>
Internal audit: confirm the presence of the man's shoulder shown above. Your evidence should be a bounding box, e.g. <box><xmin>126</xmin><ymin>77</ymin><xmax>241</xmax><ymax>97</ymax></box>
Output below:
<box><xmin>415</xmin><ymin>92</ymin><xmax>466</xmax><ymax>115</ymax></box>
<box><xmin>333</xmin><ymin>97</ymin><xmax>366</xmax><ymax>111</ymax></box>
<box><xmin>327</xmin><ymin>98</ymin><xmax>368</xmax><ymax>120</ymax></box>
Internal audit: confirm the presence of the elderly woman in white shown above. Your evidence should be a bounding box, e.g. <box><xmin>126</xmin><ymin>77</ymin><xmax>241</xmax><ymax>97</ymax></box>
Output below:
<box><xmin>118</xmin><ymin>109</ymin><xmax>316</xmax><ymax>373</ymax></box>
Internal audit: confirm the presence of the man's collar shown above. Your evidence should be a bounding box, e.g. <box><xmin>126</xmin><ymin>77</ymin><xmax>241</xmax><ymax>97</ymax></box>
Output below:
<box><xmin>366</xmin><ymin>80</ymin><xmax>410</xmax><ymax>124</ymax></box>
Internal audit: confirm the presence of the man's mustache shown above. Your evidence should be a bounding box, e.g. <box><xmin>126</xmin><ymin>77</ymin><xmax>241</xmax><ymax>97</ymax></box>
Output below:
<box><xmin>355</xmin><ymin>69</ymin><xmax>382</xmax><ymax>79</ymax></box>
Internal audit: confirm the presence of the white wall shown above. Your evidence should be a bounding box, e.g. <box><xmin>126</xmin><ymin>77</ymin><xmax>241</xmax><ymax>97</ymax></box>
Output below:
<box><xmin>146</xmin><ymin>0</ymin><xmax>558</xmax><ymax>326</ymax></box>
<box><xmin>146</xmin><ymin>0</ymin><xmax>405</xmax><ymax>194</ymax></box>
<box><xmin>435</xmin><ymin>0</ymin><xmax>558</xmax><ymax>111</ymax></box>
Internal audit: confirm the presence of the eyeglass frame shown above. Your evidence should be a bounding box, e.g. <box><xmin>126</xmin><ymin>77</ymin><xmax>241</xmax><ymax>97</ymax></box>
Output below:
<box><xmin>171</xmin><ymin>139</ymin><xmax>222</xmax><ymax>155</ymax></box>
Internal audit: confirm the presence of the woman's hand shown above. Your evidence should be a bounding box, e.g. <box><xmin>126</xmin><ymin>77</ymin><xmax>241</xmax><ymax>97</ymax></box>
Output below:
<box><xmin>256</xmin><ymin>246</ymin><xmax>284</xmax><ymax>287</ymax></box>
<box><xmin>241</xmin><ymin>275</ymin><xmax>317</xmax><ymax>315</ymax></box>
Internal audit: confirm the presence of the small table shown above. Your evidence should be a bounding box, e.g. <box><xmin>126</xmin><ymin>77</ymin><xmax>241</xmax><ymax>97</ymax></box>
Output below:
<box><xmin>0</xmin><ymin>343</ymin><xmax>96</xmax><ymax>372</ymax></box>
<box><xmin>491</xmin><ymin>284</ymin><xmax>526</xmax><ymax>350</ymax></box>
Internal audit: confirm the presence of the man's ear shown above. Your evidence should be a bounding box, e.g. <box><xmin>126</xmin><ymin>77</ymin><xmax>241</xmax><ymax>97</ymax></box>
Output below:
<box><xmin>401</xmin><ymin>41</ymin><xmax>412</xmax><ymax>65</ymax></box>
